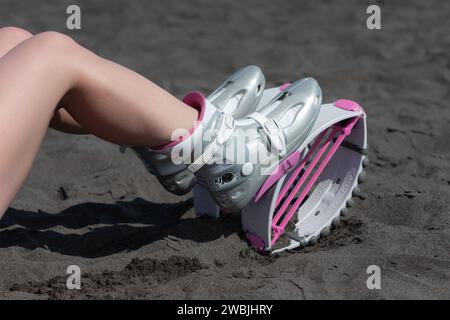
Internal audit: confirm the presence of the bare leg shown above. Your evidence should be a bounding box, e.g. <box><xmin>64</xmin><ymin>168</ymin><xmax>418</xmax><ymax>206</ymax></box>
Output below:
<box><xmin>0</xmin><ymin>30</ymin><xmax>198</xmax><ymax>216</ymax></box>
<box><xmin>49</xmin><ymin>108</ymin><xmax>87</xmax><ymax>134</ymax></box>
<box><xmin>0</xmin><ymin>27</ymin><xmax>87</xmax><ymax>134</ymax></box>
<box><xmin>0</xmin><ymin>27</ymin><xmax>32</xmax><ymax>55</ymax></box>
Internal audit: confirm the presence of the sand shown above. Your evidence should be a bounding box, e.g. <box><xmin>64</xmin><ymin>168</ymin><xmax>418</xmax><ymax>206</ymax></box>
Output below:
<box><xmin>0</xmin><ymin>0</ymin><xmax>449</xmax><ymax>299</ymax></box>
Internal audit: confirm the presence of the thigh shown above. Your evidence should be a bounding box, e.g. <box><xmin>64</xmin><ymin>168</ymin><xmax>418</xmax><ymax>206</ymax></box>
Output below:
<box><xmin>0</xmin><ymin>33</ymin><xmax>75</xmax><ymax>215</ymax></box>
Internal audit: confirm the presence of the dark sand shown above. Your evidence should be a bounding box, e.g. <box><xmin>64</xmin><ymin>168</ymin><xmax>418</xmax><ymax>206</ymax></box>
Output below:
<box><xmin>0</xmin><ymin>0</ymin><xmax>449</xmax><ymax>299</ymax></box>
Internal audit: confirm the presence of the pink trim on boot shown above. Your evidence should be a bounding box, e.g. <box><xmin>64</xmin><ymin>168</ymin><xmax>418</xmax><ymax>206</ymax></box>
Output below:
<box><xmin>279</xmin><ymin>82</ymin><xmax>291</xmax><ymax>91</ymax></box>
<box><xmin>334</xmin><ymin>99</ymin><xmax>362</xmax><ymax>112</ymax></box>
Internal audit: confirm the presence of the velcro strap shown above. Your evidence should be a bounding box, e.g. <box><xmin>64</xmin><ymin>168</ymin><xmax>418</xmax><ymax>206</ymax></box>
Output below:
<box><xmin>188</xmin><ymin>114</ymin><xmax>235</xmax><ymax>173</ymax></box>
<box><xmin>248</xmin><ymin>112</ymin><xmax>286</xmax><ymax>156</ymax></box>
<box><xmin>188</xmin><ymin>141</ymin><xmax>219</xmax><ymax>173</ymax></box>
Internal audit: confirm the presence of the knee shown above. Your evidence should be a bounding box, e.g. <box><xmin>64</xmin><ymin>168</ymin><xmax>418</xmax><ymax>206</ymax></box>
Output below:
<box><xmin>22</xmin><ymin>31</ymin><xmax>90</xmax><ymax>84</ymax></box>
<box><xmin>32</xmin><ymin>31</ymin><xmax>79</xmax><ymax>53</ymax></box>
<box><xmin>0</xmin><ymin>26</ymin><xmax>33</xmax><ymax>44</ymax></box>
<box><xmin>27</xmin><ymin>31</ymin><xmax>85</xmax><ymax>71</ymax></box>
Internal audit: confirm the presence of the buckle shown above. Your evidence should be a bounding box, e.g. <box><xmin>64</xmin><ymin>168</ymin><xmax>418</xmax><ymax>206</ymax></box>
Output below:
<box><xmin>249</xmin><ymin>112</ymin><xmax>286</xmax><ymax>156</ymax></box>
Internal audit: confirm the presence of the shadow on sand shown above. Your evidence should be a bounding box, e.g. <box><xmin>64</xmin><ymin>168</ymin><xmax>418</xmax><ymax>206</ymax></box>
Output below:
<box><xmin>0</xmin><ymin>198</ymin><xmax>240</xmax><ymax>258</ymax></box>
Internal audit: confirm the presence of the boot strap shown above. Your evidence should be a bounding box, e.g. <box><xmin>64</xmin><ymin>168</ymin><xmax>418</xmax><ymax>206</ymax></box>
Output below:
<box><xmin>188</xmin><ymin>114</ymin><xmax>235</xmax><ymax>173</ymax></box>
<box><xmin>248</xmin><ymin>112</ymin><xmax>286</xmax><ymax>156</ymax></box>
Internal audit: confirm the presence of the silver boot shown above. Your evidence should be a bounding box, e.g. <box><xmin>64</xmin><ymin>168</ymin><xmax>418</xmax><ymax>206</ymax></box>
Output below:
<box><xmin>192</xmin><ymin>78</ymin><xmax>322</xmax><ymax>211</ymax></box>
<box><xmin>130</xmin><ymin>65</ymin><xmax>266</xmax><ymax>195</ymax></box>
